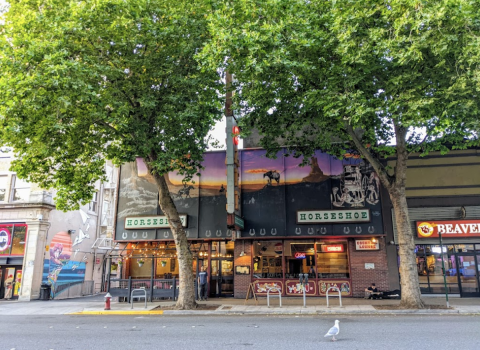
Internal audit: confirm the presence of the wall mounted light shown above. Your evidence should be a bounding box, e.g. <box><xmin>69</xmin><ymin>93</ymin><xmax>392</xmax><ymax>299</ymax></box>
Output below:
<box><xmin>68</xmin><ymin>230</ymin><xmax>76</xmax><ymax>234</ymax></box>
<box><xmin>239</xmin><ymin>240</ymin><xmax>246</xmax><ymax>256</ymax></box>
<box><xmin>371</xmin><ymin>237</ymin><xmax>377</xmax><ymax>243</ymax></box>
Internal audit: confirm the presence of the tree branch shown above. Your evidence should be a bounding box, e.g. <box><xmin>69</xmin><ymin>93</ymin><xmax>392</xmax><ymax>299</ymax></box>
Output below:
<box><xmin>345</xmin><ymin>121</ymin><xmax>394</xmax><ymax>190</ymax></box>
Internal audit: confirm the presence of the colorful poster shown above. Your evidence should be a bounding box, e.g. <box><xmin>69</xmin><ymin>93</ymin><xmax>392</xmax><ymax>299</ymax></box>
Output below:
<box><xmin>3</xmin><ymin>267</ymin><xmax>15</xmax><ymax>299</ymax></box>
<box><xmin>13</xmin><ymin>270</ymin><xmax>22</xmax><ymax>296</ymax></box>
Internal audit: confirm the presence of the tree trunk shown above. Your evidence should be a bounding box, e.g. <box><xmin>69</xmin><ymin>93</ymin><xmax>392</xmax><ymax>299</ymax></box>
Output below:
<box><xmin>146</xmin><ymin>160</ymin><xmax>197</xmax><ymax>310</ymax></box>
<box><xmin>390</xmin><ymin>187</ymin><xmax>425</xmax><ymax>308</ymax></box>
<box><xmin>346</xmin><ymin>122</ymin><xmax>424</xmax><ymax>308</ymax></box>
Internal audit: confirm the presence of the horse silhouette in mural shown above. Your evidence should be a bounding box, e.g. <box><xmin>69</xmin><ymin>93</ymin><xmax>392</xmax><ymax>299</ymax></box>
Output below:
<box><xmin>263</xmin><ymin>170</ymin><xmax>280</xmax><ymax>186</ymax></box>
<box><xmin>175</xmin><ymin>185</ymin><xmax>194</xmax><ymax>199</ymax></box>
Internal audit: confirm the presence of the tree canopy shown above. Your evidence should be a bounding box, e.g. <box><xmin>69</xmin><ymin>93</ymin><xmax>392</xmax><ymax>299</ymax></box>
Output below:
<box><xmin>202</xmin><ymin>0</ymin><xmax>480</xmax><ymax>308</ymax></box>
<box><xmin>0</xmin><ymin>0</ymin><xmax>222</xmax><ymax>210</ymax></box>
<box><xmin>0</xmin><ymin>0</ymin><xmax>223</xmax><ymax>310</ymax></box>
<box><xmin>204</xmin><ymin>0</ymin><xmax>479</xmax><ymax>160</ymax></box>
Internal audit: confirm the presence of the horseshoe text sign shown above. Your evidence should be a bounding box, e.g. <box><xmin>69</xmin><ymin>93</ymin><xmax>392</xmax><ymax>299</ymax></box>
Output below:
<box><xmin>125</xmin><ymin>215</ymin><xmax>188</xmax><ymax>230</ymax></box>
<box><xmin>297</xmin><ymin>209</ymin><xmax>370</xmax><ymax>224</ymax></box>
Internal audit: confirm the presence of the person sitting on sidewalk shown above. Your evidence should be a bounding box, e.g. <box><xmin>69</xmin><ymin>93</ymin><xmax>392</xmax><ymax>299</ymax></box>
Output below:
<box><xmin>364</xmin><ymin>283</ymin><xmax>382</xmax><ymax>299</ymax></box>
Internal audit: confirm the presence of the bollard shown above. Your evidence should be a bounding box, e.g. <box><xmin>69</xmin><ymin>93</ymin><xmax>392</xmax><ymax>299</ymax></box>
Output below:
<box><xmin>104</xmin><ymin>292</ymin><xmax>112</xmax><ymax>310</ymax></box>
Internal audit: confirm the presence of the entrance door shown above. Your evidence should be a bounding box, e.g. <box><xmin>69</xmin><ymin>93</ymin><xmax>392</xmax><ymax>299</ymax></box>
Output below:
<box><xmin>210</xmin><ymin>259</ymin><xmax>234</xmax><ymax>298</ymax></box>
<box><xmin>455</xmin><ymin>254</ymin><xmax>480</xmax><ymax>297</ymax></box>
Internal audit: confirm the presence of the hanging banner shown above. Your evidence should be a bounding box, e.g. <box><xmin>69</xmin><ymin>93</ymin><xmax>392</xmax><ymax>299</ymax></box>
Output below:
<box><xmin>416</xmin><ymin>220</ymin><xmax>480</xmax><ymax>238</ymax></box>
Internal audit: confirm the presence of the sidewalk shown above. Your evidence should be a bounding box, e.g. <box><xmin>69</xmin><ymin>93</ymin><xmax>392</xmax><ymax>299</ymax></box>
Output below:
<box><xmin>1</xmin><ymin>294</ymin><xmax>480</xmax><ymax>316</ymax></box>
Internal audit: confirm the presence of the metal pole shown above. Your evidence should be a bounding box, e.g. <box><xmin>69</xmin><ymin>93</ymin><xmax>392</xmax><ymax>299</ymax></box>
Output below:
<box><xmin>303</xmin><ymin>282</ymin><xmax>306</xmax><ymax>308</ymax></box>
<box><xmin>439</xmin><ymin>231</ymin><xmax>450</xmax><ymax>308</ymax></box>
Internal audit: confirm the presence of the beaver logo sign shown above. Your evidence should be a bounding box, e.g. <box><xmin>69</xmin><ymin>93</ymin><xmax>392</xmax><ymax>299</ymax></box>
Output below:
<box><xmin>417</xmin><ymin>220</ymin><xmax>480</xmax><ymax>238</ymax></box>
<box><xmin>0</xmin><ymin>228</ymin><xmax>11</xmax><ymax>252</ymax></box>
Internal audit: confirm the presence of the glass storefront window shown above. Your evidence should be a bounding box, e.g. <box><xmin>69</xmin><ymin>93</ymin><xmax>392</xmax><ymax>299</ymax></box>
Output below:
<box><xmin>253</xmin><ymin>240</ymin><xmax>283</xmax><ymax>278</ymax></box>
<box><xmin>285</xmin><ymin>241</ymin><xmax>315</xmax><ymax>279</ymax></box>
<box><xmin>10</xmin><ymin>225</ymin><xmax>27</xmax><ymax>255</ymax></box>
<box><xmin>316</xmin><ymin>241</ymin><xmax>349</xmax><ymax>278</ymax></box>
<box><xmin>0</xmin><ymin>175</ymin><xmax>7</xmax><ymax>202</ymax></box>
<box><xmin>415</xmin><ymin>244</ymin><xmax>459</xmax><ymax>294</ymax></box>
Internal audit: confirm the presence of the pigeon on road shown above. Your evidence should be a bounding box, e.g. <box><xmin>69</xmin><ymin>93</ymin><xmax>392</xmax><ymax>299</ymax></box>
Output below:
<box><xmin>324</xmin><ymin>320</ymin><xmax>340</xmax><ymax>341</ymax></box>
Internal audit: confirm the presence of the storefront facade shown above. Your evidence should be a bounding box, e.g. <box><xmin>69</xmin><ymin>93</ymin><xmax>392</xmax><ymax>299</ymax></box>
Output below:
<box><xmin>387</xmin><ymin>149</ymin><xmax>480</xmax><ymax>297</ymax></box>
<box><xmin>114</xmin><ymin>149</ymin><xmax>390</xmax><ymax>298</ymax></box>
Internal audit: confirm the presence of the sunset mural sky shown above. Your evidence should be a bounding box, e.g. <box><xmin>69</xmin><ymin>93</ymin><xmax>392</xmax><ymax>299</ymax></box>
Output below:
<box><xmin>136</xmin><ymin>150</ymin><xmax>364</xmax><ymax>188</ymax></box>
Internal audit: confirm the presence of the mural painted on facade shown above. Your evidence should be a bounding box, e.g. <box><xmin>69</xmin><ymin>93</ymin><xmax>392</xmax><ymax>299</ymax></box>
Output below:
<box><xmin>42</xmin><ymin>227</ymin><xmax>87</xmax><ymax>298</ymax></box>
<box><xmin>115</xmin><ymin>148</ymin><xmax>383</xmax><ymax>241</ymax></box>
<box><xmin>115</xmin><ymin>153</ymin><xmax>229</xmax><ymax>241</ymax></box>
<box><xmin>241</xmin><ymin>149</ymin><xmax>383</xmax><ymax>237</ymax></box>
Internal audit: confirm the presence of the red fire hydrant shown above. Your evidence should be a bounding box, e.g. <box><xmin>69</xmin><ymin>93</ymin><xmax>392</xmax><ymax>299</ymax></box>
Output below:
<box><xmin>104</xmin><ymin>292</ymin><xmax>112</xmax><ymax>310</ymax></box>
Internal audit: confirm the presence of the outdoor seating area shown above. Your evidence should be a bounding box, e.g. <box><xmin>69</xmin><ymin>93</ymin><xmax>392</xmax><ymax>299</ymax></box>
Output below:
<box><xmin>108</xmin><ymin>277</ymin><xmax>179</xmax><ymax>302</ymax></box>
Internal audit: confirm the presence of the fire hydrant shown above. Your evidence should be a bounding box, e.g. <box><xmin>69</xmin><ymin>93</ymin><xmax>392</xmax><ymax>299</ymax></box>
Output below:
<box><xmin>104</xmin><ymin>292</ymin><xmax>112</xmax><ymax>310</ymax></box>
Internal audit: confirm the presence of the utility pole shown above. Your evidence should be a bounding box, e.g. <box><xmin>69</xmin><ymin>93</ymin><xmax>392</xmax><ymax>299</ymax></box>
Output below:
<box><xmin>225</xmin><ymin>71</ymin><xmax>244</xmax><ymax>237</ymax></box>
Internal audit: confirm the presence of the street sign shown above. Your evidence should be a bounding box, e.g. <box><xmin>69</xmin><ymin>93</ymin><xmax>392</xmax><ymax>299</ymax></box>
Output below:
<box><xmin>234</xmin><ymin>215</ymin><xmax>244</xmax><ymax>229</ymax></box>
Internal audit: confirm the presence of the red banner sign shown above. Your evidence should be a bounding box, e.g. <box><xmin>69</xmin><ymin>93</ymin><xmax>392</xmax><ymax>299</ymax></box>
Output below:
<box><xmin>416</xmin><ymin>220</ymin><xmax>480</xmax><ymax>238</ymax></box>
<box><xmin>320</xmin><ymin>244</ymin><xmax>344</xmax><ymax>253</ymax></box>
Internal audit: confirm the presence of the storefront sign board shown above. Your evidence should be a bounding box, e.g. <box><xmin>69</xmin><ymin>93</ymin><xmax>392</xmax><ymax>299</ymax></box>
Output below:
<box><xmin>125</xmin><ymin>215</ymin><xmax>188</xmax><ymax>229</ymax></box>
<box><xmin>297</xmin><ymin>209</ymin><xmax>370</xmax><ymax>224</ymax></box>
<box><xmin>318</xmin><ymin>280</ymin><xmax>351</xmax><ymax>296</ymax></box>
<box><xmin>416</xmin><ymin>220</ymin><xmax>480</xmax><ymax>238</ymax></box>
<box><xmin>285</xmin><ymin>280</ymin><xmax>317</xmax><ymax>295</ymax></box>
<box><xmin>0</xmin><ymin>227</ymin><xmax>11</xmax><ymax>252</ymax></box>
<box><xmin>251</xmin><ymin>280</ymin><xmax>283</xmax><ymax>296</ymax></box>
<box><xmin>355</xmin><ymin>240</ymin><xmax>380</xmax><ymax>250</ymax></box>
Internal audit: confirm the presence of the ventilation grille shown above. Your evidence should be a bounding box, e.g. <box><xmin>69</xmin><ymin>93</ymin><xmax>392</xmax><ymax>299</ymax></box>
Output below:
<box><xmin>392</xmin><ymin>206</ymin><xmax>480</xmax><ymax>244</ymax></box>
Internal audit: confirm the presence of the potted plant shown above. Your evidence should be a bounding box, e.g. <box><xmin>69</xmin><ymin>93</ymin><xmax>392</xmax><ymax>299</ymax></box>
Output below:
<box><xmin>161</xmin><ymin>260</ymin><xmax>167</xmax><ymax>267</ymax></box>
<box><xmin>138</xmin><ymin>259</ymin><xmax>145</xmax><ymax>267</ymax></box>
<box><xmin>117</xmin><ymin>260</ymin><xmax>123</xmax><ymax>266</ymax></box>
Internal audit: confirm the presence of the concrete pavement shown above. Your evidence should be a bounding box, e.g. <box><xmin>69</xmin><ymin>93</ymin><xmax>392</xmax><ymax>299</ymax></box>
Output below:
<box><xmin>1</xmin><ymin>293</ymin><xmax>480</xmax><ymax>316</ymax></box>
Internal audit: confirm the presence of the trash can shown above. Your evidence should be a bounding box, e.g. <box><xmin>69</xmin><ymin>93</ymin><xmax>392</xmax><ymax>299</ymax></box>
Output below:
<box><xmin>39</xmin><ymin>284</ymin><xmax>51</xmax><ymax>300</ymax></box>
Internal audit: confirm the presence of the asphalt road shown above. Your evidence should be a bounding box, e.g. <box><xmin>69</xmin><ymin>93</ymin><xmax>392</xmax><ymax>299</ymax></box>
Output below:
<box><xmin>3</xmin><ymin>315</ymin><xmax>479</xmax><ymax>350</ymax></box>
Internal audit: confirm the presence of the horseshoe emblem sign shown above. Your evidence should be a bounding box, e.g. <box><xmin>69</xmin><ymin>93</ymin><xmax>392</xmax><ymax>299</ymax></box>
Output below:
<box><xmin>249</xmin><ymin>229</ymin><xmax>255</xmax><ymax>236</ymax></box>
<box><xmin>259</xmin><ymin>228</ymin><xmax>266</xmax><ymax>236</ymax></box>
<box><xmin>122</xmin><ymin>232</ymin><xmax>127</xmax><ymax>239</ymax></box>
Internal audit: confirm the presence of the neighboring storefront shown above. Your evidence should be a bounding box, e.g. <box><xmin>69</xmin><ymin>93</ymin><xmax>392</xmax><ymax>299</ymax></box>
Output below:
<box><xmin>415</xmin><ymin>218</ymin><xmax>480</xmax><ymax>297</ymax></box>
<box><xmin>386</xmin><ymin>149</ymin><xmax>480</xmax><ymax>297</ymax></box>
<box><xmin>0</xmin><ymin>223</ymin><xmax>27</xmax><ymax>300</ymax></box>
<box><xmin>114</xmin><ymin>149</ymin><xmax>389</xmax><ymax>298</ymax></box>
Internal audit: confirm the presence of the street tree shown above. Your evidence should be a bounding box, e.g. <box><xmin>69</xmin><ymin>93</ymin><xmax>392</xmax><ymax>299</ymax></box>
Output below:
<box><xmin>203</xmin><ymin>0</ymin><xmax>480</xmax><ymax>308</ymax></box>
<box><xmin>0</xmin><ymin>0</ymin><xmax>222</xmax><ymax>309</ymax></box>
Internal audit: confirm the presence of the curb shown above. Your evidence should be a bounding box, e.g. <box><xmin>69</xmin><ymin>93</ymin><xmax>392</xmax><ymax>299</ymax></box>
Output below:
<box><xmin>66</xmin><ymin>309</ymin><xmax>480</xmax><ymax>316</ymax></box>
<box><xmin>69</xmin><ymin>310</ymin><xmax>164</xmax><ymax>315</ymax></box>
